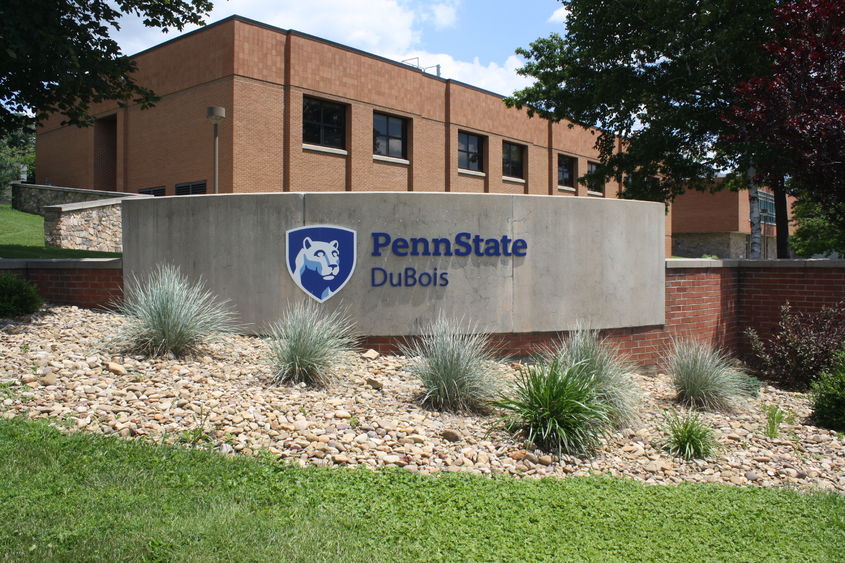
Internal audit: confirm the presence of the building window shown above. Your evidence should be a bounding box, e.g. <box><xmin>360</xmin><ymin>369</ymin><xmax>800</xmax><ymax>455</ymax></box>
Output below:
<box><xmin>175</xmin><ymin>181</ymin><xmax>206</xmax><ymax>195</ymax></box>
<box><xmin>759</xmin><ymin>191</ymin><xmax>776</xmax><ymax>225</ymax></box>
<box><xmin>586</xmin><ymin>161</ymin><xmax>604</xmax><ymax>195</ymax></box>
<box><xmin>502</xmin><ymin>142</ymin><xmax>525</xmax><ymax>179</ymax></box>
<box><xmin>558</xmin><ymin>155</ymin><xmax>576</xmax><ymax>188</ymax></box>
<box><xmin>139</xmin><ymin>186</ymin><xmax>165</xmax><ymax>196</ymax></box>
<box><xmin>458</xmin><ymin>131</ymin><xmax>484</xmax><ymax>172</ymax></box>
<box><xmin>303</xmin><ymin>97</ymin><xmax>346</xmax><ymax>149</ymax></box>
<box><xmin>373</xmin><ymin>113</ymin><xmax>407</xmax><ymax>159</ymax></box>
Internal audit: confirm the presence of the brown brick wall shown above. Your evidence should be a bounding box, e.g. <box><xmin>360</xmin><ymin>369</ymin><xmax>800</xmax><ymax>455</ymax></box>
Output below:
<box><xmin>35</xmin><ymin>17</ymin><xmax>632</xmax><ymax>207</ymax></box>
<box><xmin>3</xmin><ymin>265</ymin><xmax>123</xmax><ymax>308</ymax></box>
<box><xmin>6</xmin><ymin>261</ymin><xmax>843</xmax><ymax>368</ymax></box>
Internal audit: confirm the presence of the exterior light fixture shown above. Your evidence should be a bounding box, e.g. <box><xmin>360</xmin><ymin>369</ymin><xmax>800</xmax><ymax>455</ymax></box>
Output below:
<box><xmin>207</xmin><ymin>106</ymin><xmax>226</xmax><ymax>194</ymax></box>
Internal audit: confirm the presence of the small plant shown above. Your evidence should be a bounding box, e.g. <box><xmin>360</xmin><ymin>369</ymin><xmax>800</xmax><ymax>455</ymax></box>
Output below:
<box><xmin>177</xmin><ymin>408</ymin><xmax>214</xmax><ymax>448</ymax></box>
<box><xmin>399</xmin><ymin>316</ymin><xmax>499</xmax><ymax>412</ymax></box>
<box><xmin>492</xmin><ymin>360</ymin><xmax>611</xmax><ymax>456</ymax></box>
<box><xmin>348</xmin><ymin>415</ymin><xmax>360</xmax><ymax>429</ymax></box>
<box><xmin>0</xmin><ymin>273</ymin><xmax>42</xmax><ymax>318</ymax></box>
<box><xmin>110</xmin><ymin>264</ymin><xmax>236</xmax><ymax>357</ymax></box>
<box><xmin>665</xmin><ymin>339</ymin><xmax>751</xmax><ymax>411</ymax></box>
<box><xmin>746</xmin><ymin>300</ymin><xmax>845</xmax><ymax>389</ymax></box>
<box><xmin>547</xmin><ymin>325</ymin><xmax>640</xmax><ymax>429</ymax></box>
<box><xmin>267</xmin><ymin>300</ymin><xmax>357</xmax><ymax>387</ymax></box>
<box><xmin>661</xmin><ymin>411</ymin><xmax>718</xmax><ymax>460</ymax></box>
<box><xmin>810</xmin><ymin>351</ymin><xmax>845</xmax><ymax>431</ymax></box>
<box><xmin>762</xmin><ymin>404</ymin><xmax>786</xmax><ymax>438</ymax></box>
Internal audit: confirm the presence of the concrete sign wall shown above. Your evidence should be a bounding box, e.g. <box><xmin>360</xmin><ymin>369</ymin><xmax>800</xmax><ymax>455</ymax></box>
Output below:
<box><xmin>123</xmin><ymin>192</ymin><xmax>665</xmax><ymax>335</ymax></box>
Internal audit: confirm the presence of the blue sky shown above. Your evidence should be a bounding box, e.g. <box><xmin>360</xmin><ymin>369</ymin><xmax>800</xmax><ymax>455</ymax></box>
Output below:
<box><xmin>113</xmin><ymin>0</ymin><xmax>569</xmax><ymax>95</ymax></box>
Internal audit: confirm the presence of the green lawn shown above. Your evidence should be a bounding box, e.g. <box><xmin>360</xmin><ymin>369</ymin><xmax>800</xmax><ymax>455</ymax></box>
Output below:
<box><xmin>1</xmin><ymin>417</ymin><xmax>842</xmax><ymax>562</ymax></box>
<box><xmin>0</xmin><ymin>204</ymin><xmax>121</xmax><ymax>258</ymax></box>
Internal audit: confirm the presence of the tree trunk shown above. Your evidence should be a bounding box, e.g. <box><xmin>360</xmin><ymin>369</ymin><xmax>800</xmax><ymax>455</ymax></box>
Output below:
<box><xmin>748</xmin><ymin>167</ymin><xmax>762</xmax><ymax>259</ymax></box>
<box><xmin>774</xmin><ymin>176</ymin><xmax>790</xmax><ymax>258</ymax></box>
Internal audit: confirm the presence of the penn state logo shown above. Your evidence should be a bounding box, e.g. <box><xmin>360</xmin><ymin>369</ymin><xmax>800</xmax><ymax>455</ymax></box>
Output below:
<box><xmin>286</xmin><ymin>225</ymin><xmax>357</xmax><ymax>302</ymax></box>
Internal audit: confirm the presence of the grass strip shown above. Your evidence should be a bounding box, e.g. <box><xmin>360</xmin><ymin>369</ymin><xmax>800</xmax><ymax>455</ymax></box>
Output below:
<box><xmin>1</xmin><ymin>417</ymin><xmax>843</xmax><ymax>562</ymax></box>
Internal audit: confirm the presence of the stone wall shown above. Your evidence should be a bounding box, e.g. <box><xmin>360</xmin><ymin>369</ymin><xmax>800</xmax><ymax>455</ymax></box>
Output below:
<box><xmin>43</xmin><ymin>199</ymin><xmax>128</xmax><ymax>253</ymax></box>
<box><xmin>12</xmin><ymin>183</ymin><xmax>139</xmax><ymax>216</ymax></box>
<box><xmin>673</xmin><ymin>232</ymin><xmax>778</xmax><ymax>259</ymax></box>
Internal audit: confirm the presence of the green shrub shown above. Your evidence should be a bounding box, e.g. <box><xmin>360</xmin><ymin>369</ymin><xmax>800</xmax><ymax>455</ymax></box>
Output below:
<box><xmin>665</xmin><ymin>339</ymin><xmax>751</xmax><ymax>411</ymax></box>
<box><xmin>400</xmin><ymin>316</ymin><xmax>499</xmax><ymax>412</ymax></box>
<box><xmin>810</xmin><ymin>350</ymin><xmax>845</xmax><ymax>431</ymax></box>
<box><xmin>267</xmin><ymin>300</ymin><xmax>357</xmax><ymax>387</ymax></box>
<box><xmin>110</xmin><ymin>264</ymin><xmax>236</xmax><ymax>357</ymax></box>
<box><xmin>547</xmin><ymin>325</ymin><xmax>640</xmax><ymax>429</ymax></box>
<box><xmin>746</xmin><ymin>300</ymin><xmax>845</xmax><ymax>389</ymax></box>
<box><xmin>492</xmin><ymin>360</ymin><xmax>611</xmax><ymax>456</ymax></box>
<box><xmin>0</xmin><ymin>273</ymin><xmax>42</xmax><ymax>317</ymax></box>
<box><xmin>661</xmin><ymin>411</ymin><xmax>718</xmax><ymax>460</ymax></box>
<box><xmin>762</xmin><ymin>404</ymin><xmax>786</xmax><ymax>438</ymax></box>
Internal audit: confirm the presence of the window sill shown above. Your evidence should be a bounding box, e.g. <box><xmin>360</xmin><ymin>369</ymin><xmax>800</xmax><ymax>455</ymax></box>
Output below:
<box><xmin>458</xmin><ymin>168</ymin><xmax>486</xmax><ymax>178</ymax></box>
<box><xmin>302</xmin><ymin>143</ymin><xmax>348</xmax><ymax>156</ymax></box>
<box><xmin>373</xmin><ymin>154</ymin><xmax>410</xmax><ymax>166</ymax></box>
<box><xmin>587</xmin><ymin>190</ymin><xmax>605</xmax><ymax>197</ymax></box>
<box><xmin>502</xmin><ymin>175</ymin><xmax>526</xmax><ymax>184</ymax></box>
<box><xmin>557</xmin><ymin>185</ymin><xmax>576</xmax><ymax>193</ymax></box>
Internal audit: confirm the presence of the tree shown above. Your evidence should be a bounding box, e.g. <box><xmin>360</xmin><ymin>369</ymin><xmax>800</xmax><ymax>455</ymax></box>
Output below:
<box><xmin>724</xmin><ymin>0</ymin><xmax>845</xmax><ymax>231</ymax></box>
<box><xmin>790</xmin><ymin>198</ymin><xmax>845</xmax><ymax>257</ymax></box>
<box><xmin>505</xmin><ymin>1</ymin><xmax>778</xmax><ymax>256</ymax></box>
<box><xmin>0</xmin><ymin>123</ymin><xmax>35</xmax><ymax>190</ymax></box>
<box><xmin>0</xmin><ymin>0</ymin><xmax>213</xmax><ymax>138</ymax></box>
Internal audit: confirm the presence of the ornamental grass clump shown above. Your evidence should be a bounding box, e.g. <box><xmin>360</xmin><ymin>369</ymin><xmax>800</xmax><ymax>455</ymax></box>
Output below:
<box><xmin>399</xmin><ymin>316</ymin><xmax>499</xmax><ymax>412</ymax></box>
<box><xmin>665</xmin><ymin>339</ymin><xmax>751</xmax><ymax>411</ymax></box>
<box><xmin>548</xmin><ymin>325</ymin><xmax>640</xmax><ymax>429</ymax></box>
<box><xmin>111</xmin><ymin>264</ymin><xmax>236</xmax><ymax>357</ymax></box>
<box><xmin>492</xmin><ymin>360</ymin><xmax>611</xmax><ymax>456</ymax></box>
<box><xmin>661</xmin><ymin>410</ymin><xmax>718</xmax><ymax>460</ymax></box>
<box><xmin>267</xmin><ymin>300</ymin><xmax>357</xmax><ymax>387</ymax></box>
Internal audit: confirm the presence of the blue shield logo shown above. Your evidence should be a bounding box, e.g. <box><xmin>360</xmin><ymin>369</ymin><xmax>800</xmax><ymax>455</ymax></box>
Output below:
<box><xmin>286</xmin><ymin>225</ymin><xmax>357</xmax><ymax>303</ymax></box>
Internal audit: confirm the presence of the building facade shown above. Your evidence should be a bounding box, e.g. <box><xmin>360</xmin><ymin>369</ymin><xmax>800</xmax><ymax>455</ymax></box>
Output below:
<box><xmin>36</xmin><ymin>16</ymin><xmax>632</xmax><ymax>197</ymax></box>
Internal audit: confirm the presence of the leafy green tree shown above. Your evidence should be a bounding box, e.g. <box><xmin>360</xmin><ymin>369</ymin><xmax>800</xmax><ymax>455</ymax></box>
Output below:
<box><xmin>0</xmin><ymin>0</ymin><xmax>213</xmax><ymax>137</ymax></box>
<box><xmin>790</xmin><ymin>199</ymin><xmax>845</xmax><ymax>257</ymax></box>
<box><xmin>505</xmin><ymin>1</ymin><xmax>778</xmax><ymax>256</ymax></box>
<box><xmin>0</xmin><ymin>123</ymin><xmax>34</xmax><ymax>193</ymax></box>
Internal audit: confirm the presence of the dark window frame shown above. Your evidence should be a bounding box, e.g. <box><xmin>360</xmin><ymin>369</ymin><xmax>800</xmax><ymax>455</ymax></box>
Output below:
<box><xmin>139</xmin><ymin>186</ymin><xmax>166</xmax><ymax>197</ymax></box>
<box><xmin>373</xmin><ymin>112</ymin><xmax>408</xmax><ymax>159</ymax></box>
<box><xmin>458</xmin><ymin>131</ymin><xmax>484</xmax><ymax>172</ymax></box>
<box><xmin>175</xmin><ymin>181</ymin><xmax>206</xmax><ymax>195</ymax></box>
<box><xmin>303</xmin><ymin>96</ymin><xmax>347</xmax><ymax>150</ymax></box>
<box><xmin>586</xmin><ymin>161</ymin><xmax>604</xmax><ymax>195</ymax></box>
<box><xmin>557</xmin><ymin>154</ymin><xmax>576</xmax><ymax>188</ymax></box>
<box><xmin>502</xmin><ymin>141</ymin><xmax>525</xmax><ymax>179</ymax></box>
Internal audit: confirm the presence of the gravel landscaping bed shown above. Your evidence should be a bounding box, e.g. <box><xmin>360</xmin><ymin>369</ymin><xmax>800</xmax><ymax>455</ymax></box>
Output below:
<box><xmin>2</xmin><ymin>305</ymin><xmax>843</xmax><ymax>492</ymax></box>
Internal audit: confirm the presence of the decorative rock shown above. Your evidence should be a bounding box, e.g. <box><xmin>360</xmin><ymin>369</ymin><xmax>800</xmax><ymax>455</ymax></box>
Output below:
<box><xmin>745</xmin><ymin>471</ymin><xmax>759</xmax><ymax>481</ymax></box>
<box><xmin>334</xmin><ymin>410</ymin><xmax>351</xmax><ymax>419</ymax></box>
<box><xmin>107</xmin><ymin>362</ymin><xmax>127</xmax><ymax>376</ymax></box>
<box><xmin>365</xmin><ymin>377</ymin><xmax>384</xmax><ymax>390</ymax></box>
<box><xmin>40</xmin><ymin>373</ymin><xmax>57</xmax><ymax>386</ymax></box>
<box><xmin>331</xmin><ymin>454</ymin><xmax>349</xmax><ymax>464</ymax></box>
<box><xmin>361</xmin><ymin>349</ymin><xmax>380</xmax><ymax>360</ymax></box>
<box><xmin>441</xmin><ymin>429</ymin><xmax>462</xmax><ymax>443</ymax></box>
<box><xmin>538</xmin><ymin>455</ymin><xmax>553</xmax><ymax>466</ymax></box>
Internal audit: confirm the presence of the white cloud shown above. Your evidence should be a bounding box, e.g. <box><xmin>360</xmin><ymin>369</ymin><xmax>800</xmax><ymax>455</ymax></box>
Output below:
<box><xmin>547</xmin><ymin>6</ymin><xmax>570</xmax><ymax>24</ymax></box>
<box><xmin>428</xmin><ymin>2</ymin><xmax>459</xmax><ymax>29</ymax></box>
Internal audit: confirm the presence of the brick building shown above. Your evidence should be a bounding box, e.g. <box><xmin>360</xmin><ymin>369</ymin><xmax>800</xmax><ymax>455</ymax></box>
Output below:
<box><xmin>36</xmin><ymin>15</ymin><xmax>633</xmax><ymax>198</ymax></box>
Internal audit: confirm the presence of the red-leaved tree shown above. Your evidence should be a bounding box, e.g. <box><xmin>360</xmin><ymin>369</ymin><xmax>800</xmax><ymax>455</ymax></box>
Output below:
<box><xmin>725</xmin><ymin>0</ymin><xmax>845</xmax><ymax>229</ymax></box>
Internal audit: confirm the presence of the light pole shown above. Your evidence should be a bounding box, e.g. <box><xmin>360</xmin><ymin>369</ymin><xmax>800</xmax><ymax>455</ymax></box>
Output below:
<box><xmin>206</xmin><ymin>106</ymin><xmax>226</xmax><ymax>194</ymax></box>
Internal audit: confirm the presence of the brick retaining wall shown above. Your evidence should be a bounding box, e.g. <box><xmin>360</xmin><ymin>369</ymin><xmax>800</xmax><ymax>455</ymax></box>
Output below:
<box><xmin>2</xmin><ymin>258</ymin><xmax>843</xmax><ymax>368</ymax></box>
<box><xmin>0</xmin><ymin>259</ymin><xmax>122</xmax><ymax>308</ymax></box>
